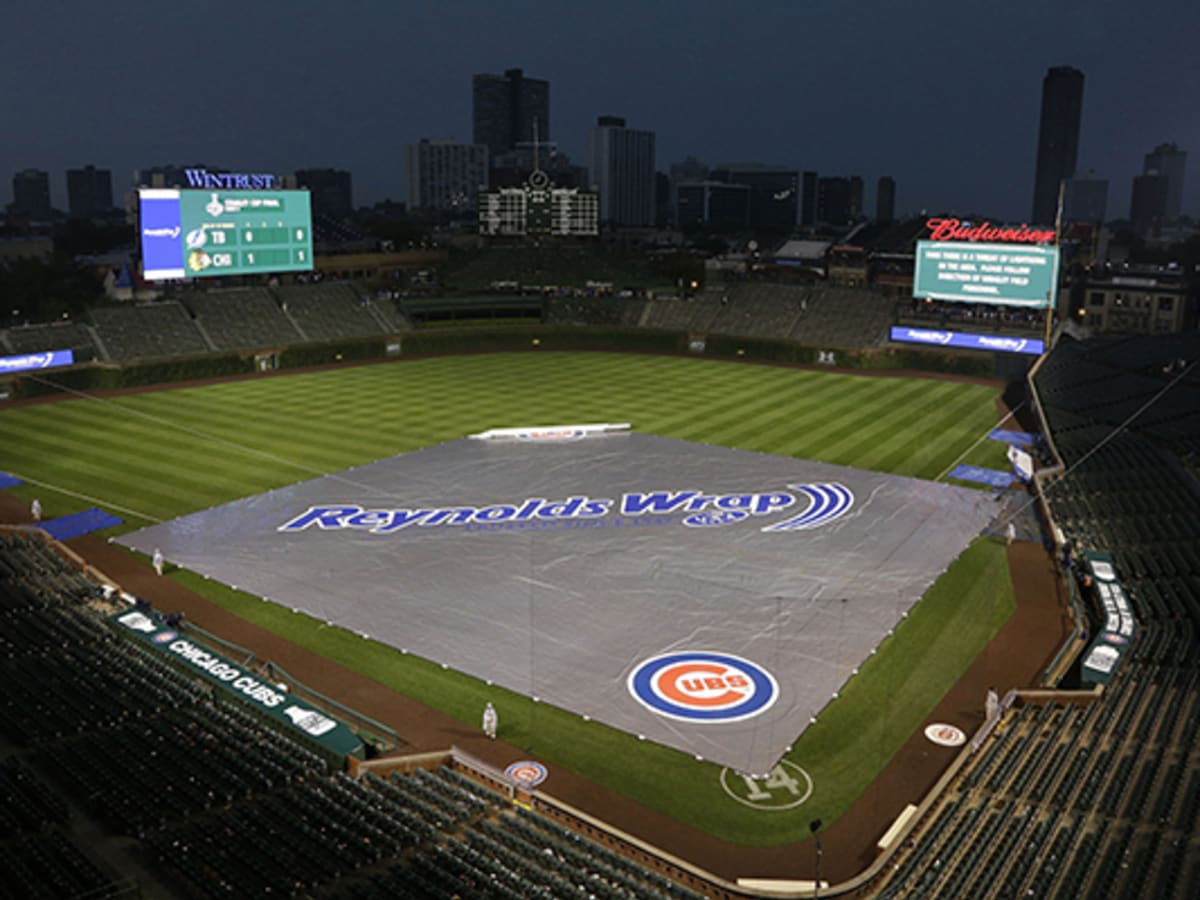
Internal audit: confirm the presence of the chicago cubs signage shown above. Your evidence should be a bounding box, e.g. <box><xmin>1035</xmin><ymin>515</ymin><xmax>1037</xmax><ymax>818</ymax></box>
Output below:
<box><xmin>278</xmin><ymin>483</ymin><xmax>854</xmax><ymax>536</ymax></box>
<box><xmin>628</xmin><ymin>652</ymin><xmax>779</xmax><ymax>723</ymax></box>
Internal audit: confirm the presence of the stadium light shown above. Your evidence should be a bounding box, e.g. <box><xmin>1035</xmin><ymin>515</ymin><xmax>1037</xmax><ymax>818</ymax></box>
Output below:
<box><xmin>810</xmin><ymin>819</ymin><xmax>824</xmax><ymax>899</ymax></box>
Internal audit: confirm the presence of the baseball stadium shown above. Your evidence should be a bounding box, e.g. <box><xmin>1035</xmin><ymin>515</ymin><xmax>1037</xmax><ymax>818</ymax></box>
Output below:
<box><xmin>1</xmin><ymin>248</ymin><xmax>1198</xmax><ymax>900</ymax></box>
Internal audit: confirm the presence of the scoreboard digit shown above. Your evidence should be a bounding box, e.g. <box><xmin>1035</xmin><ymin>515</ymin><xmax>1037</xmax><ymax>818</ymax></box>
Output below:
<box><xmin>139</xmin><ymin>188</ymin><xmax>313</xmax><ymax>280</ymax></box>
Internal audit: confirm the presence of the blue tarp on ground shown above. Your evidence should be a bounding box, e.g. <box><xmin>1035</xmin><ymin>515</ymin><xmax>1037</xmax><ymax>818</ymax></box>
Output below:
<box><xmin>989</xmin><ymin>429</ymin><xmax>1038</xmax><ymax>447</ymax></box>
<box><xmin>0</xmin><ymin>472</ymin><xmax>24</xmax><ymax>489</ymax></box>
<box><xmin>40</xmin><ymin>508</ymin><xmax>124</xmax><ymax>541</ymax></box>
<box><xmin>948</xmin><ymin>464</ymin><xmax>1015</xmax><ymax>488</ymax></box>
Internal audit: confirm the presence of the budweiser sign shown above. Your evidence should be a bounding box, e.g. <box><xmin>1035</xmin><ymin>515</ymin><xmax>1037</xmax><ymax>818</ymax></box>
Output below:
<box><xmin>926</xmin><ymin>218</ymin><xmax>1055</xmax><ymax>245</ymax></box>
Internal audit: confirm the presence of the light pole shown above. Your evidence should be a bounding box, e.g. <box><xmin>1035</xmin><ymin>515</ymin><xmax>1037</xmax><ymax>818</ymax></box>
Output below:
<box><xmin>810</xmin><ymin>818</ymin><xmax>823</xmax><ymax>899</ymax></box>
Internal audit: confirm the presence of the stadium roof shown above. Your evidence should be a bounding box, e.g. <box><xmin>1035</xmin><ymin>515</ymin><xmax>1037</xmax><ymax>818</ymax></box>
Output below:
<box><xmin>772</xmin><ymin>239</ymin><xmax>831</xmax><ymax>260</ymax></box>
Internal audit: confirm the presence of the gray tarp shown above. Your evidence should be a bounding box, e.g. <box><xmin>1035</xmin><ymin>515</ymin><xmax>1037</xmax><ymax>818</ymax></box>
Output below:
<box><xmin>119</xmin><ymin>431</ymin><xmax>996</xmax><ymax>774</ymax></box>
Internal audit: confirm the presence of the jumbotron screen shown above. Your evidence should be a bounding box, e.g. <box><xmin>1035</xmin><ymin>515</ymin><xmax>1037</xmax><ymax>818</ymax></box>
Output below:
<box><xmin>138</xmin><ymin>189</ymin><xmax>313</xmax><ymax>280</ymax></box>
<box><xmin>913</xmin><ymin>240</ymin><xmax>1058</xmax><ymax>308</ymax></box>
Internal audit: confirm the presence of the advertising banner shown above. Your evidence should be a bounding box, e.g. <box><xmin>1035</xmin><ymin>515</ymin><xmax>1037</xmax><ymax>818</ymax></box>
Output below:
<box><xmin>0</xmin><ymin>349</ymin><xmax>74</xmax><ymax>373</ymax></box>
<box><xmin>109</xmin><ymin>609</ymin><xmax>363</xmax><ymax>759</ymax></box>
<box><xmin>890</xmin><ymin>327</ymin><xmax>1044</xmax><ymax>355</ymax></box>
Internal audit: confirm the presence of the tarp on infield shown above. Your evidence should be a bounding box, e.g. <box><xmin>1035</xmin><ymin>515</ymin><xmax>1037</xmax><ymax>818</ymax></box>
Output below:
<box><xmin>118</xmin><ymin>432</ymin><xmax>996</xmax><ymax>774</ymax></box>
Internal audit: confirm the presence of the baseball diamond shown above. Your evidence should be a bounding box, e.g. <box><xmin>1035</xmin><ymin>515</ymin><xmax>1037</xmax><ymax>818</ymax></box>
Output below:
<box><xmin>118</xmin><ymin>429</ymin><xmax>997</xmax><ymax>774</ymax></box>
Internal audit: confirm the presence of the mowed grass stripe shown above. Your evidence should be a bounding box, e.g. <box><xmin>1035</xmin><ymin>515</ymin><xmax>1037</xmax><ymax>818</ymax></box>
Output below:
<box><xmin>822</xmin><ymin>381</ymin><xmax>987</xmax><ymax>472</ymax></box>
<box><xmin>782</xmin><ymin>377</ymin><xmax>937</xmax><ymax>462</ymax></box>
<box><xmin>864</xmin><ymin>388</ymin><xmax>1006</xmax><ymax>477</ymax></box>
<box><xmin>713</xmin><ymin>371</ymin><xmax>891</xmax><ymax>452</ymax></box>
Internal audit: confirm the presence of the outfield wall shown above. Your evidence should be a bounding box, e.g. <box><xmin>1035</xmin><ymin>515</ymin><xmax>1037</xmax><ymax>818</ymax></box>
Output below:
<box><xmin>1</xmin><ymin>323</ymin><xmax>1014</xmax><ymax>401</ymax></box>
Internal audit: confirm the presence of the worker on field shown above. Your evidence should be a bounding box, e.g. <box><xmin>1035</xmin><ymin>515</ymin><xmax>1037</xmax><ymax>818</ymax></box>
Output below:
<box><xmin>152</xmin><ymin>548</ymin><xmax>164</xmax><ymax>576</ymax></box>
<box><xmin>1005</xmin><ymin>521</ymin><xmax>1016</xmax><ymax>546</ymax></box>
<box><xmin>482</xmin><ymin>702</ymin><xmax>497</xmax><ymax>740</ymax></box>
<box><xmin>30</xmin><ymin>498</ymin><xmax>42</xmax><ymax>522</ymax></box>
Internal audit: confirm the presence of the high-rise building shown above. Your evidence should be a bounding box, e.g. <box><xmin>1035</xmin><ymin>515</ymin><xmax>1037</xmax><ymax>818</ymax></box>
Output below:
<box><xmin>800</xmin><ymin>171</ymin><xmax>818</xmax><ymax>227</ymax></box>
<box><xmin>294</xmin><ymin>168</ymin><xmax>354</xmax><ymax>219</ymax></box>
<box><xmin>590</xmin><ymin>116</ymin><xmax>656</xmax><ymax>228</ymax></box>
<box><xmin>66</xmin><ymin>164</ymin><xmax>113</xmax><ymax>218</ymax></box>
<box><xmin>1064</xmin><ymin>175</ymin><xmax>1108</xmax><ymax>224</ymax></box>
<box><xmin>675</xmin><ymin>181</ymin><xmax>750</xmax><ymax>230</ymax></box>
<box><xmin>10</xmin><ymin>169</ymin><xmax>51</xmax><ymax>218</ymax></box>
<box><xmin>1142</xmin><ymin>143</ymin><xmax>1186</xmax><ymax>220</ymax></box>
<box><xmin>876</xmin><ymin>176</ymin><xmax>896</xmax><ymax>223</ymax></box>
<box><xmin>1130</xmin><ymin>173</ymin><xmax>1169</xmax><ymax>236</ymax></box>
<box><xmin>406</xmin><ymin>139</ymin><xmax>489</xmax><ymax>214</ymax></box>
<box><xmin>816</xmin><ymin>176</ymin><xmax>862</xmax><ymax>227</ymax></box>
<box><xmin>1031</xmin><ymin>66</ymin><xmax>1085</xmax><ymax>226</ymax></box>
<box><xmin>472</xmin><ymin>68</ymin><xmax>550</xmax><ymax>159</ymax></box>
<box><xmin>709</xmin><ymin>165</ymin><xmax>799</xmax><ymax>233</ymax></box>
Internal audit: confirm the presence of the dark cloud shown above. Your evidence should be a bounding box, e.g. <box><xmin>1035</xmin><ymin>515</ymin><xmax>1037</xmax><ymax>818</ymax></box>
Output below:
<box><xmin>4</xmin><ymin>0</ymin><xmax>1198</xmax><ymax>220</ymax></box>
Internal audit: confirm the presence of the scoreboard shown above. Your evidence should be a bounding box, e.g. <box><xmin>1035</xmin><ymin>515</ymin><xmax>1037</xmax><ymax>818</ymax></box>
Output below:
<box><xmin>139</xmin><ymin>189</ymin><xmax>313</xmax><ymax>280</ymax></box>
<box><xmin>913</xmin><ymin>240</ymin><xmax>1058</xmax><ymax>308</ymax></box>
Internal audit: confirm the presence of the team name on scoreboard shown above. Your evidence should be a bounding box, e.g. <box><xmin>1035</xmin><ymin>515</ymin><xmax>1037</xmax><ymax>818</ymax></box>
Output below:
<box><xmin>278</xmin><ymin>483</ymin><xmax>854</xmax><ymax>535</ymax></box>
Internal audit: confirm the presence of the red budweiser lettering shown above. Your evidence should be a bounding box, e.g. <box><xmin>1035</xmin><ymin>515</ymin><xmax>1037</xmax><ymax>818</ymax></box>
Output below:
<box><xmin>926</xmin><ymin>218</ymin><xmax>1055</xmax><ymax>244</ymax></box>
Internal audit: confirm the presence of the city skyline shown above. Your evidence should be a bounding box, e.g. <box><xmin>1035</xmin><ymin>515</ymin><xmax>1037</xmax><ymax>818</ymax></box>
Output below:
<box><xmin>3</xmin><ymin>0</ymin><xmax>1198</xmax><ymax>222</ymax></box>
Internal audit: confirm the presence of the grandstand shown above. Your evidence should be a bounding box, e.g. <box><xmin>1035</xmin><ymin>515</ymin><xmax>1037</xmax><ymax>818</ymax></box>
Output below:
<box><xmin>635</xmin><ymin>284</ymin><xmax>894</xmax><ymax>348</ymax></box>
<box><xmin>89</xmin><ymin>302</ymin><xmax>212</xmax><ymax>361</ymax></box>
<box><xmin>276</xmin><ymin>281</ymin><xmax>404</xmax><ymax>341</ymax></box>
<box><xmin>0</xmin><ymin>528</ymin><xmax>713</xmax><ymax>899</ymax></box>
<box><xmin>2</xmin><ymin>321</ymin><xmax>102</xmax><ymax>362</ymax></box>
<box><xmin>183</xmin><ymin>287</ymin><xmax>303</xmax><ymax>351</ymax></box>
<box><xmin>868</xmin><ymin>332</ymin><xmax>1200</xmax><ymax>899</ymax></box>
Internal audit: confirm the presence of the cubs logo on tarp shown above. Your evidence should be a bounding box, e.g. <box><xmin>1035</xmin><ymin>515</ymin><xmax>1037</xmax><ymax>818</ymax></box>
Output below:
<box><xmin>504</xmin><ymin>761</ymin><xmax>548</xmax><ymax>787</ymax></box>
<box><xmin>628</xmin><ymin>652</ymin><xmax>779</xmax><ymax>723</ymax></box>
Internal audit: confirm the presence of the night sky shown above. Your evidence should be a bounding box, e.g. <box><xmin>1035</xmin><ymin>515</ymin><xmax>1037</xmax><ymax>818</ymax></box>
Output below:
<box><xmin>5</xmin><ymin>0</ymin><xmax>1198</xmax><ymax>222</ymax></box>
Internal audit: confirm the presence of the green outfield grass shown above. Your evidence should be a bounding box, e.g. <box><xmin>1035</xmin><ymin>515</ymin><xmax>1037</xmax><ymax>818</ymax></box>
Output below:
<box><xmin>0</xmin><ymin>351</ymin><xmax>1015</xmax><ymax>845</ymax></box>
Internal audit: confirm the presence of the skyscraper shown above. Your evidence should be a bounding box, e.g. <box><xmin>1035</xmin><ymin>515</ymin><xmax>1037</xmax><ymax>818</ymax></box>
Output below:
<box><xmin>294</xmin><ymin>168</ymin><xmax>354</xmax><ymax>219</ymax></box>
<box><xmin>876</xmin><ymin>176</ymin><xmax>895</xmax><ymax>223</ymax></box>
<box><xmin>1130</xmin><ymin>173</ymin><xmax>1169</xmax><ymax>236</ymax></box>
<box><xmin>407</xmin><ymin>139</ymin><xmax>489</xmax><ymax>213</ymax></box>
<box><xmin>591</xmin><ymin>116</ymin><xmax>656</xmax><ymax>228</ymax></box>
<box><xmin>816</xmin><ymin>176</ymin><xmax>862</xmax><ymax>227</ymax></box>
<box><xmin>1064</xmin><ymin>175</ymin><xmax>1108</xmax><ymax>224</ymax></box>
<box><xmin>1143</xmin><ymin>143</ymin><xmax>1187</xmax><ymax>220</ymax></box>
<box><xmin>1031</xmin><ymin>66</ymin><xmax>1085</xmax><ymax>226</ymax></box>
<box><xmin>709</xmin><ymin>165</ymin><xmax>800</xmax><ymax>233</ymax></box>
<box><xmin>472</xmin><ymin>69</ymin><xmax>550</xmax><ymax>159</ymax></box>
<box><xmin>11</xmin><ymin>169</ymin><xmax>51</xmax><ymax>218</ymax></box>
<box><xmin>66</xmin><ymin>164</ymin><xmax>113</xmax><ymax>218</ymax></box>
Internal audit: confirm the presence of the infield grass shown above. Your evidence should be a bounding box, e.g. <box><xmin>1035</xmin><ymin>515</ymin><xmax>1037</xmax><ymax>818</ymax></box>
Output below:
<box><xmin>0</xmin><ymin>351</ymin><xmax>1015</xmax><ymax>844</ymax></box>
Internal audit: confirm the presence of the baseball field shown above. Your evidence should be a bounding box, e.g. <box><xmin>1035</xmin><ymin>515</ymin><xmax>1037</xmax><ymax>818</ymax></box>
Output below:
<box><xmin>0</xmin><ymin>351</ymin><xmax>1016</xmax><ymax>846</ymax></box>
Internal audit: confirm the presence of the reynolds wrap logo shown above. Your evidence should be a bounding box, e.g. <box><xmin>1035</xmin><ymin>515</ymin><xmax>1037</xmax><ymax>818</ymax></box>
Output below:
<box><xmin>978</xmin><ymin>336</ymin><xmax>1028</xmax><ymax>353</ymax></box>
<box><xmin>0</xmin><ymin>349</ymin><xmax>74</xmax><ymax>373</ymax></box>
<box><xmin>0</xmin><ymin>353</ymin><xmax>53</xmax><ymax>371</ymax></box>
<box><xmin>142</xmin><ymin>226</ymin><xmax>181</xmax><ymax>239</ymax></box>
<box><xmin>277</xmin><ymin>483</ymin><xmax>854</xmax><ymax>536</ymax></box>
<box><xmin>904</xmin><ymin>329</ymin><xmax>953</xmax><ymax>345</ymax></box>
